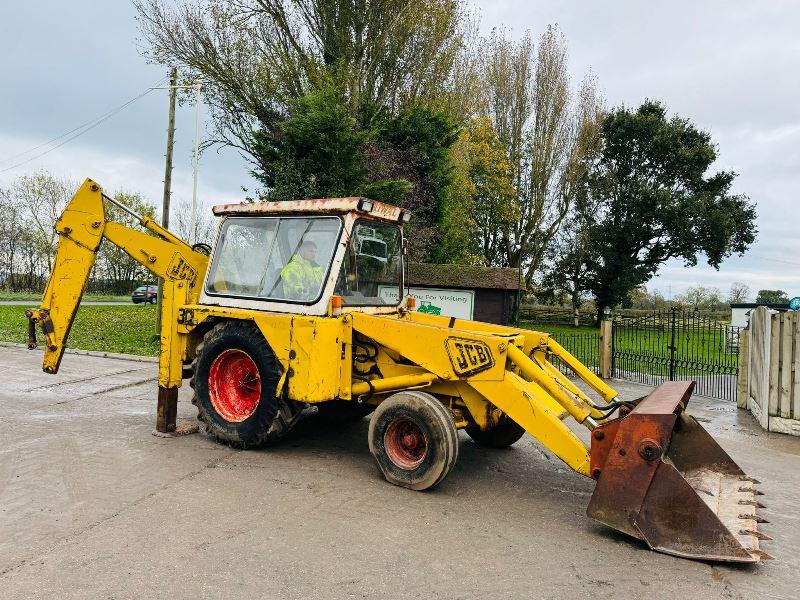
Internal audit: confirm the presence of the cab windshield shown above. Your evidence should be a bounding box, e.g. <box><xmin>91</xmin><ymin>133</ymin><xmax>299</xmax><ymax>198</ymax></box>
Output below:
<box><xmin>334</xmin><ymin>220</ymin><xmax>402</xmax><ymax>306</ymax></box>
<box><xmin>207</xmin><ymin>216</ymin><xmax>341</xmax><ymax>303</ymax></box>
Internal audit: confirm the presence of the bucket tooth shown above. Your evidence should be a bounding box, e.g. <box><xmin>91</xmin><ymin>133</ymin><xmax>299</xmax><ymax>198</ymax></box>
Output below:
<box><xmin>748</xmin><ymin>549</ymin><xmax>775</xmax><ymax>560</ymax></box>
<box><xmin>739</xmin><ymin>514</ymin><xmax>770</xmax><ymax>524</ymax></box>
<box><xmin>738</xmin><ymin>476</ymin><xmax>761</xmax><ymax>484</ymax></box>
<box><xmin>738</xmin><ymin>499</ymin><xmax>767</xmax><ymax>509</ymax></box>
<box><xmin>738</xmin><ymin>486</ymin><xmax>765</xmax><ymax>495</ymax></box>
<box><xmin>740</xmin><ymin>529</ymin><xmax>773</xmax><ymax>541</ymax></box>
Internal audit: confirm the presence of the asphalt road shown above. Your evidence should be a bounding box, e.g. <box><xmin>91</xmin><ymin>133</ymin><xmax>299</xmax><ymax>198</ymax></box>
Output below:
<box><xmin>0</xmin><ymin>300</ymin><xmax>131</xmax><ymax>306</ymax></box>
<box><xmin>1</xmin><ymin>346</ymin><xmax>798</xmax><ymax>599</ymax></box>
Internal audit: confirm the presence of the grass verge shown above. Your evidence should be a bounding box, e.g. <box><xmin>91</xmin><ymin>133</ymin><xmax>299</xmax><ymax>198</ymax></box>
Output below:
<box><xmin>0</xmin><ymin>305</ymin><xmax>159</xmax><ymax>356</ymax></box>
<box><xmin>0</xmin><ymin>291</ymin><xmax>130</xmax><ymax>302</ymax></box>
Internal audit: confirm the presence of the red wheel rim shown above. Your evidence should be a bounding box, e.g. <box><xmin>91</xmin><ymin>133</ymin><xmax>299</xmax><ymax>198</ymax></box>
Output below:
<box><xmin>208</xmin><ymin>348</ymin><xmax>261</xmax><ymax>422</ymax></box>
<box><xmin>384</xmin><ymin>417</ymin><xmax>427</xmax><ymax>470</ymax></box>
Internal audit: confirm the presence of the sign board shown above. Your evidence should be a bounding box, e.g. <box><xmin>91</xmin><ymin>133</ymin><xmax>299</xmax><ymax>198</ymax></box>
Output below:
<box><xmin>790</xmin><ymin>297</ymin><xmax>800</xmax><ymax>311</ymax></box>
<box><xmin>378</xmin><ymin>286</ymin><xmax>475</xmax><ymax>320</ymax></box>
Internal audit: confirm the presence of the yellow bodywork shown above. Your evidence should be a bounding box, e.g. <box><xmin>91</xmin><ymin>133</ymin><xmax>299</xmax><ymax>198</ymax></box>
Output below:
<box><xmin>30</xmin><ymin>179</ymin><xmax>620</xmax><ymax>478</ymax></box>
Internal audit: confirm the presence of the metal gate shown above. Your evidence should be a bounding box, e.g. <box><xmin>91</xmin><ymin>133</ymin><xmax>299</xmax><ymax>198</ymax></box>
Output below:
<box><xmin>612</xmin><ymin>308</ymin><xmax>741</xmax><ymax>401</ymax></box>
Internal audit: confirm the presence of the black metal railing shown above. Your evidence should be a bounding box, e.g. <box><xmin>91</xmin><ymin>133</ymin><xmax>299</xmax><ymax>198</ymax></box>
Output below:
<box><xmin>612</xmin><ymin>307</ymin><xmax>740</xmax><ymax>401</ymax></box>
<box><xmin>549</xmin><ymin>330</ymin><xmax>601</xmax><ymax>376</ymax></box>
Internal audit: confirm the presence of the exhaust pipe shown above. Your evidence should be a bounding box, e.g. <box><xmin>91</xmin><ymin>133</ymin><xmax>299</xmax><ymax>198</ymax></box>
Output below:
<box><xmin>587</xmin><ymin>381</ymin><xmax>772</xmax><ymax>562</ymax></box>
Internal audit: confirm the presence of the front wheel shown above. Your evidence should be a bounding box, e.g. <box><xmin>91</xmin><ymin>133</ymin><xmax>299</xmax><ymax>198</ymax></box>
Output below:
<box><xmin>368</xmin><ymin>391</ymin><xmax>458</xmax><ymax>491</ymax></box>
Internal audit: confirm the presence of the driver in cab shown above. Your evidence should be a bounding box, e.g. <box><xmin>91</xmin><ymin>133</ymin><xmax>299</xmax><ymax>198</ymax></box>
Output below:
<box><xmin>281</xmin><ymin>240</ymin><xmax>324</xmax><ymax>300</ymax></box>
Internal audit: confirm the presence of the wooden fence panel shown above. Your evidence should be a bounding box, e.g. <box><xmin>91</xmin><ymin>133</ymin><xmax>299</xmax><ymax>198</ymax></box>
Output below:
<box><xmin>742</xmin><ymin>306</ymin><xmax>800</xmax><ymax>435</ymax></box>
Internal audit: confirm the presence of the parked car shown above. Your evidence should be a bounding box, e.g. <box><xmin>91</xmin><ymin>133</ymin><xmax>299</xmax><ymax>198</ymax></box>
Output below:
<box><xmin>131</xmin><ymin>285</ymin><xmax>158</xmax><ymax>304</ymax></box>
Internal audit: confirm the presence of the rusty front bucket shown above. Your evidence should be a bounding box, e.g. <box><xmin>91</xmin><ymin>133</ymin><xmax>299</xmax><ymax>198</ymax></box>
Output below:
<box><xmin>587</xmin><ymin>381</ymin><xmax>772</xmax><ymax>562</ymax></box>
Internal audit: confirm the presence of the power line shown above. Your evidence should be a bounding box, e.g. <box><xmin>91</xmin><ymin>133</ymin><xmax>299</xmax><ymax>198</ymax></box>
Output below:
<box><xmin>752</xmin><ymin>255</ymin><xmax>800</xmax><ymax>268</ymax></box>
<box><xmin>0</xmin><ymin>75</ymin><xmax>169</xmax><ymax>174</ymax></box>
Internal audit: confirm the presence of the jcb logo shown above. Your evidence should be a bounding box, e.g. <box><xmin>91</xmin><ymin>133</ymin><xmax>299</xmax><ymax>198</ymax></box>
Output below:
<box><xmin>445</xmin><ymin>337</ymin><xmax>494</xmax><ymax>376</ymax></box>
<box><xmin>167</xmin><ymin>254</ymin><xmax>198</xmax><ymax>287</ymax></box>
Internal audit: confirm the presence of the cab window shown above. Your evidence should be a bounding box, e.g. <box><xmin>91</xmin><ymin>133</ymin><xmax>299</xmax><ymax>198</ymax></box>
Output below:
<box><xmin>207</xmin><ymin>216</ymin><xmax>341</xmax><ymax>303</ymax></box>
<box><xmin>334</xmin><ymin>220</ymin><xmax>402</xmax><ymax>306</ymax></box>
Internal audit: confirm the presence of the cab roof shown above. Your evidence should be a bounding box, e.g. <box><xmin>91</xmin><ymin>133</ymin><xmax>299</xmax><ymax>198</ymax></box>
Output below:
<box><xmin>212</xmin><ymin>197</ymin><xmax>409</xmax><ymax>224</ymax></box>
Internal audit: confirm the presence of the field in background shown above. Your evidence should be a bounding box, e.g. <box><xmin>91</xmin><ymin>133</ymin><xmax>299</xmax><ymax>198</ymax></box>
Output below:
<box><xmin>0</xmin><ymin>305</ymin><xmax>159</xmax><ymax>356</ymax></box>
<box><xmin>0</xmin><ymin>291</ymin><xmax>130</xmax><ymax>302</ymax></box>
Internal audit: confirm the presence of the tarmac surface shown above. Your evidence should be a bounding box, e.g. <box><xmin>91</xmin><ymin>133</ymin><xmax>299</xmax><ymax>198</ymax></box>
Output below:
<box><xmin>1</xmin><ymin>345</ymin><xmax>799</xmax><ymax>599</ymax></box>
<box><xmin>0</xmin><ymin>300</ymin><xmax>130</xmax><ymax>306</ymax></box>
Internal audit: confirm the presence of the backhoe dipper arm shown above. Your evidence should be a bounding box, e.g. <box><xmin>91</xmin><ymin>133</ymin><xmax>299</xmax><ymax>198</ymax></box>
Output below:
<box><xmin>27</xmin><ymin>179</ymin><xmax>209</xmax><ymax>401</ymax></box>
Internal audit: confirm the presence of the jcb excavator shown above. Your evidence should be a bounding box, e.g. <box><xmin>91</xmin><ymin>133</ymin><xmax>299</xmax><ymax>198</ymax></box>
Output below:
<box><xmin>27</xmin><ymin>179</ymin><xmax>771</xmax><ymax>562</ymax></box>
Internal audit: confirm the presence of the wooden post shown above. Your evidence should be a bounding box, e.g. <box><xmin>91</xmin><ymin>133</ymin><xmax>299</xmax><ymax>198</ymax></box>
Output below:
<box><xmin>599</xmin><ymin>319</ymin><xmax>613</xmax><ymax>379</ymax></box>
<box><xmin>779</xmin><ymin>312</ymin><xmax>794</xmax><ymax>418</ymax></box>
<box><xmin>754</xmin><ymin>307</ymin><xmax>771</xmax><ymax>431</ymax></box>
<box><xmin>737</xmin><ymin>329</ymin><xmax>749</xmax><ymax>409</ymax></box>
<box><xmin>768</xmin><ymin>312</ymin><xmax>780</xmax><ymax>421</ymax></box>
<box><xmin>155</xmin><ymin>67</ymin><xmax>177</xmax><ymax>336</ymax></box>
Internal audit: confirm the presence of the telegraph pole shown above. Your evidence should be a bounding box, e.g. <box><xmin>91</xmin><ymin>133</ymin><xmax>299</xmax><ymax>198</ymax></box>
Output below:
<box><xmin>155</xmin><ymin>67</ymin><xmax>177</xmax><ymax>336</ymax></box>
<box><xmin>190</xmin><ymin>82</ymin><xmax>201</xmax><ymax>244</ymax></box>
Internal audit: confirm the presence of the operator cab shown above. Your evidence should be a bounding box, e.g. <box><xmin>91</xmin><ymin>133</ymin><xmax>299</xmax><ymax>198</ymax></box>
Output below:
<box><xmin>200</xmin><ymin>197</ymin><xmax>410</xmax><ymax>316</ymax></box>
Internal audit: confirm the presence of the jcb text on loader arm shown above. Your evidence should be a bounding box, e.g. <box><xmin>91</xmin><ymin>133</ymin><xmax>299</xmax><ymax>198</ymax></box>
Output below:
<box><xmin>25</xmin><ymin>179</ymin><xmax>772</xmax><ymax>563</ymax></box>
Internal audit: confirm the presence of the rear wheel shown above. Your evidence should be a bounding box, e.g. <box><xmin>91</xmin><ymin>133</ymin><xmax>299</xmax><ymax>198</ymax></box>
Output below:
<box><xmin>465</xmin><ymin>414</ymin><xmax>526</xmax><ymax>448</ymax></box>
<box><xmin>368</xmin><ymin>391</ymin><xmax>458</xmax><ymax>491</ymax></box>
<box><xmin>191</xmin><ymin>321</ymin><xmax>303</xmax><ymax>447</ymax></box>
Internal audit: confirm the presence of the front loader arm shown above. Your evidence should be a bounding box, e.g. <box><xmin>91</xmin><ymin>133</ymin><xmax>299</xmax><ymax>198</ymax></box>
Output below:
<box><xmin>351</xmin><ymin>312</ymin><xmax>770</xmax><ymax>562</ymax></box>
<box><xmin>27</xmin><ymin>178</ymin><xmax>209</xmax><ymax>381</ymax></box>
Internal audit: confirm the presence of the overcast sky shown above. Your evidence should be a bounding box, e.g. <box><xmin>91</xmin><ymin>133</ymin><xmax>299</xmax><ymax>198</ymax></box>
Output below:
<box><xmin>1</xmin><ymin>1</ymin><xmax>798</xmax><ymax>300</ymax></box>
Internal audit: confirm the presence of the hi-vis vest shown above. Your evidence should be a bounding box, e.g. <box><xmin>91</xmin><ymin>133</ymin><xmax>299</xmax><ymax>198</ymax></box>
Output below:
<box><xmin>280</xmin><ymin>254</ymin><xmax>324</xmax><ymax>300</ymax></box>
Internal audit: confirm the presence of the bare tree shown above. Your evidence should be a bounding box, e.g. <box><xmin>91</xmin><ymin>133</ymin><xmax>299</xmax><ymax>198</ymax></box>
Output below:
<box><xmin>728</xmin><ymin>281</ymin><xmax>750</xmax><ymax>304</ymax></box>
<box><xmin>170</xmin><ymin>198</ymin><xmax>218</xmax><ymax>246</ymax></box>
<box><xmin>479</xmin><ymin>26</ymin><xmax>603</xmax><ymax>286</ymax></box>
<box><xmin>10</xmin><ymin>172</ymin><xmax>77</xmax><ymax>273</ymax></box>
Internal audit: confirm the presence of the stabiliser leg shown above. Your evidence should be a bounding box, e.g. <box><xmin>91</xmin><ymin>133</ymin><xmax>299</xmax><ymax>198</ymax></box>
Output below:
<box><xmin>153</xmin><ymin>385</ymin><xmax>198</xmax><ymax>438</ymax></box>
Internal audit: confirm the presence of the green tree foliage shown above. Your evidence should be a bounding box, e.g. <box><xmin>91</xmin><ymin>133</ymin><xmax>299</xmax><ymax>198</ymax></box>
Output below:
<box><xmin>755</xmin><ymin>289</ymin><xmax>789</xmax><ymax>304</ymax></box>
<box><xmin>365</xmin><ymin>107</ymin><xmax>458</xmax><ymax>259</ymax></box>
<box><xmin>435</xmin><ymin>117</ymin><xmax>516</xmax><ymax>265</ymax></box>
<box><xmin>137</xmin><ymin>0</ymin><xmax>465</xmax><ymax>261</ymax></box>
<box><xmin>252</xmin><ymin>86</ymin><xmax>367</xmax><ymax>199</ymax></box>
<box><xmin>252</xmin><ymin>84</ymin><xmax>458</xmax><ymax>260</ymax></box>
<box><xmin>584</xmin><ymin>101</ymin><xmax>757</xmax><ymax>316</ymax></box>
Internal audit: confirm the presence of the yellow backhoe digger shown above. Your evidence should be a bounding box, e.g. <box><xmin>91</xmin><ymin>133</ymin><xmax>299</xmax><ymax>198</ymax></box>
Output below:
<box><xmin>26</xmin><ymin>179</ymin><xmax>771</xmax><ymax>562</ymax></box>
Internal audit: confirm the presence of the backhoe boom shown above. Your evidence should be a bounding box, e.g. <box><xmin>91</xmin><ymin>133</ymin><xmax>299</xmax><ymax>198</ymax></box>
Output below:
<box><xmin>26</xmin><ymin>178</ymin><xmax>209</xmax><ymax>432</ymax></box>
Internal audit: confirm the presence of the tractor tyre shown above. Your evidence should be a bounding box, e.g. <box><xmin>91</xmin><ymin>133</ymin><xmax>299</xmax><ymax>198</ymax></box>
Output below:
<box><xmin>190</xmin><ymin>320</ymin><xmax>303</xmax><ymax>448</ymax></box>
<box><xmin>316</xmin><ymin>400</ymin><xmax>375</xmax><ymax>425</ymax></box>
<box><xmin>368</xmin><ymin>391</ymin><xmax>458</xmax><ymax>491</ymax></box>
<box><xmin>465</xmin><ymin>415</ymin><xmax>526</xmax><ymax>448</ymax></box>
